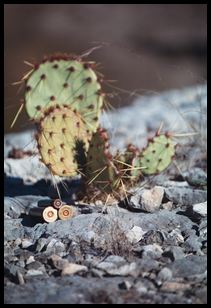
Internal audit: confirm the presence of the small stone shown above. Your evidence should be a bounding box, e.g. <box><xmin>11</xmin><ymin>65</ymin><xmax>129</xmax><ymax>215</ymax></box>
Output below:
<box><xmin>26</xmin><ymin>261</ymin><xmax>45</xmax><ymax>272</ymax></box>
<box><xmin>21</xmin><ymin>238</ymin><xmax>34</xmax><ymax>249</ymax></box>
<box><xmin>192</xmin><ymin>202</ymin><xmax>207</xmax><ymax>217</ymax></box>
<box><xmin>167</xmin><ymin>229</ymin><xmax>184</xmax><ymax>244</ymax></box>
<box><xmin>26</xmin><ymin>256</ymin><xmax>35</xmax><ymax>265</ymax></box>
<box><xmin>164</xmin><ymin>186</ymin><xmax>207</xmax><ymax>206</ymax></box>
<box><xmin>185</xmin><ymin>168</ymin><xmax>207</xmax><ymax>187</ymax></box>
<box><xmin>25</xmin><ymin>269</ymin><xmax>44</xmax><ymax>277</ymax></box>
<box><xmin>36</xmin><ymin>238</ymin><xmax>48</xmax><ymax>252</ymax></box>
<box><xmin>46</xmin><ymin>239</ymin><xmax>66</xmax><ymax>253</ymax></box>
<box><xmin>61</xmin><ymin>263</ymin><xmax>87</xmax><ymax>276</ymax></box>
<box><xmin>142</xmin><ymin>244</ymin><xmax>163</xmax><ymax>259</ymax></box>
<box><xmin>161</xmin><ymin>281</ymin><xmax>191</xmax><ymax>292</ymax></box>
<box><xmin>50</xmin><ymin>254</ymin><xmax>69</xmax><ymax>270</ymax></box>
<box><xmin>168</xmin><ymin>255</ymin><xmax>207</xmax><ymax>277</ymax></box>
<box><xmin>157</xmin><ymin>267</ymin><xmax>173</xmax><ymax>281</ymax></box>
<box><xmin>161</xmin><ymin>201</ymin><xmax>173</xmax><ymax>210</ymax></box>
<box><xmin>126</xmin><ymin>226</ymin><xmax>145</xmax><ymax>244</ymax></box>
<box><xmin>183</xmin><ymin>235</ymin><xmax>202</xmax><ymax>253</ymax></box>
<box><xmin>118</xmin><ymin>280</ymin><xmax>132</xmax><ymax>290</ymax></box>
<box><xmin>96</xmin><ymin>255</ymin><xmax>137</xmax><ymax>277</ymax></box>
<box><xmin>18</xmin><ymin>260</ymin><xmax>25</xmax><ymax>268</ymax></box>
<box><xmin>139</xmin><ymin>186</ymin><xmax>164</xmax><ymax>213</ymax></box>
<box><xmin>163</xmin><ymin>246</ymin><xmax>185</xmax><ymax>261</ymax></box>
<box><xmin>16</xmin><ymin>270</ymin><xmax>25</xmax><ymax>285</ymax></box>
<box><xmin>14</xmin><ymin>238</ymin><xmax>22</xmax><ymax>246</ymax></box>
<box><xmin>134</xmin><ymin>281</ymin><xmax>148</xmax><ymax>294</ymax></box>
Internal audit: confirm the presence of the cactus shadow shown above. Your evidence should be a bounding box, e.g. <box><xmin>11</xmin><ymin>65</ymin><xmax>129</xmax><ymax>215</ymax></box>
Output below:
<box><xmin>4</xmin><ymin>174</ymin><xmax>83</xmax><ymax>201</ymax></box>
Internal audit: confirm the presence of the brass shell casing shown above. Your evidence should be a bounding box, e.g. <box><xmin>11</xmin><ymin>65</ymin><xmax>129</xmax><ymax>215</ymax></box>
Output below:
<box><xmin>29</xmin><ymin>206</ymin><xmax>58</xmax><ymax>223</ymax></box>
<box><xmin>52</xmin><ymin>198</ymin><xmax>63</xmax><ymax>209</ymax></box>
<box><xmin>58</xmin><ymin>205</ymin><xmax>75</xmax><ymax>220</ymax></box>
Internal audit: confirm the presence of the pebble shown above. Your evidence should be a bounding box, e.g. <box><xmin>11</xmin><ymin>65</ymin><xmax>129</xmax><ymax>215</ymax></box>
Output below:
<box><xmin>139</xmin><ymin>186</ymin><xmax>164</xmax><ymax>213</ymax></box>
<box><xmin>25</xmin><ymin>269</ymin><xmax>44</xmax><ymax>277</ymax></box>
<box><xmin>125</xmin><ymin>226</ymin><xmax>145</xmax><ymax>244</ymax></box>
<box><xmin>141</xmin><ymin>244</ymin><xmax>163</xmax><ymax>259</ymax></box>
<box><xmin>157</xmin><ymin>267</ymin><xmax>173</xmax><ymax>281</ymax></box>
<box><xmin>192</xmin><ymin>202</ymin><xmax>207</xmax><ymax>217</ymax></box>
<box><xmin>21</xmin><ymin>238</ymin><xmax>34</xmax><ymax>249</ymax></box>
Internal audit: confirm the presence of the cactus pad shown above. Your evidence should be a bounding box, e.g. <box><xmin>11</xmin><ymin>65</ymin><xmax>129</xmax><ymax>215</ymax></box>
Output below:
<box><xmin>37</xmin><ymin>105</ymin><xmax>91</xmax><ymax>177</ymax></box>
<box><xmin>139</xmin><ymin>134</ymin><xmax>176</xmax><ymax>175</ymax></box>
<box><xmin>123</xmin><ymin>144</ymin><xmax>142</xmax><ymax>182</ymax></box>
<box><xmin>85</xmin><ymin>127</ymin><xmax>120</xmax><ymax>193</ymax></box>
<box><xmin>25</xmin><ymin>55</ymin><xmax>104</xmax><ymax>133</ymax></box>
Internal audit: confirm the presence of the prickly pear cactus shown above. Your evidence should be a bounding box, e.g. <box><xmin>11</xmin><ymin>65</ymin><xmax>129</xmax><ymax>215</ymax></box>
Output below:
<box><xmin>25</xmin><ymin>54</ymin><xmax>104</xmax><ymax>133</ymax></box>
<box><xmin>139</xmin><ymin>133</ymin><xmax>176</xmax><ymax>175</ymax></box>
<box><xmin>37</xmin><ymin>105</ymin><xmax>91</xmax><ymax>177</ymax></box>
<box><xmin>123</xmin><ymin>144</ymin><xmax>142</xmax><ymax>182</ymax></box>
<box><xmin>85</xmin><ymin>127</ymin><xmax>120</xmax><ymax>193</ymax></box>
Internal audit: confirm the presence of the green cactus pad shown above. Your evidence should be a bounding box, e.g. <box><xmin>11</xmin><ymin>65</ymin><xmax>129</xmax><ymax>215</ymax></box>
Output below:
<box><xmin>140</xmin><ymin>134</ymin><xmax>176</xmax><ymax>175</ymax></box>
<box><xmin>124</xmin><ymin>144</ymin><xmax>142</xmax><ymax>182</ymax></box>
<box><xmin>86</xmin><ymin>127</ymin><xmax>120</xmax><ymax>193</ymax></box>
<box><xmin>25</xmin><ymin>55</ymin><xmax>104</xmax><ymax>133</ymax></box>
<box><xmin>37</xmin><ymin>105</ymin><xmax>91</xmax><ymax>177</ymax></box>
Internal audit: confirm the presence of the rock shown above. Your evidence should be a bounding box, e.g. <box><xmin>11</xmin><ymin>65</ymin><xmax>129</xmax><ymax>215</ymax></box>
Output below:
<box><xmin>4</xmin><ymin>156</ymin><xmax>50</xmax><ymax>184</ymax></box>
<box><xmin>18</xmin><ymin>260</ymin><xmax>25</xmax><ymax>268</ymax></box>
<box><xmin>26</xmin><ymin>261</ymin><xmax>46</xmax><ymax>273</ymax></box>
<box><xmin>161</xmin><ymin>201</ymin><xmax>173</xmax><ymax>210</ymax></box>
<box><xmin>192</xmin><ymin>202</ymin><xmax>207</xmax><ymax>217</ymax></box>
<box><xmin>130</xmin><ymin>186</ymin><xmax>164</xmax><ymax>213</ymax></box>
<box><xmin>4</xmin><ymin>197</ymin><xmax>24</xmax><ymax>219</ymax></box>
<box><xmin>21</xmin><ymin>238</ymin><xmax>34</xmax><ymax>249</ymax></box>
<box><xmin>24</xmin><ymin>224</ymin><xmax>47</xmax><ymax>242</ymax></box>
<box><xmin>61</xmin><ymin>263</ymin><xmax>88</xmax><ymax>276</ymax></box>
<box><xmin>125</xmin><ymin>226</ymin><xmax>146</xmax><ymax>244</ymax></box>
<box><xmin>50</xmin><ymin>255</ymin><xmax>69</xmax><ymax>270</ymax></box>
<box><xmin>46</xmin><ymin>239</ymin><xmax>66</xmax><ymax>254</ymax></box>
<box><xmin>26</xmin><ymin>256</ymin><xmax>35</xmax><ymax>265</ymax></box>
<box><xmin>184</xmin><ymin>168</ymin><xmax>207</xmax><ymax>187</ymax></box>
<box><xmin>25</xmin><ymin>269</ymin><xmax>44</xmax><ymax>277</ymax></box>
<box><xmin>36</xmin><ymin>238</ymin><xmax>48</xmax><ymax>252</ymax></box>
<box><xmin>164</xmin><ymin>187</ymin><xmax>207</xmax><ymax>206</ymax></box>
<box><xmin>163</xmin><ymin>246</ymin><xmax>185</xmax><ymax>261</ymax></box>
<box><xmin>50</xmin><ymin>254</ymin><xmax>88</xmax><ymax>276</ymax></box>
<box><xmin>16</xmin><ymin>270</ymin><xmax>25</xmax><ymax>285</ymax></box>
<box><xmin>167</xmin><ymin>229</ymin><xmax>184</xmax><ymax>245</ymax></box>
<box><xmin>118</xmin><ymin>280</ymin><xmax>132</xmax><ymax>290</ymax></box>
<box><xmin>134</xmin><ymin>282</ymin><xmax>148</xmax><ymax>294</ymax></box>
<box><xmin>140</xmin><ymin>230</ymin><xmax>165</xmax><ymax>245</ymax></box>
<box><xmin>199</xmin><ymin>220</ymin><xmax>207</xmax><ymax>240</ymax></box>
<box><xmin>96</xmin><ymin>255</ymin><xmax>137</xmax><ymax>277</ymax></box>
<box><xmin>183</xmin><ymin>235</ymin><xmax>202</xmax><ymax>253</ymax></box>
<box><xmin>141</xmin><ymin>244</ymin><xmax>163</xmax><ymax>259</ymax></box>
<box><xmin>4</xmin><ymin>219</ymin><xmax>24</xmax><ymax>241</ymax></box>
<box><xmin>168</xmin><ymin>255</ymin><xmax>207</xmax><ymax>277</ymax></box>
<box><xmin>161</xmin><ymin>281</ymin><xmax>191</xmax><ymax>292</ymax></box>
<box><xmin>157</xmin><ymin>267</ymin><xmax>173</xmax><ymax>281</ymax></box>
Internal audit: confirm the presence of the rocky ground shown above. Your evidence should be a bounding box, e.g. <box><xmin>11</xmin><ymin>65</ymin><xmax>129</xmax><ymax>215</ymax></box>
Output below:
<box><xmin>4</xmin><ymin>85</ymin><xmax>207</xmax><ymax>304</ymax></box>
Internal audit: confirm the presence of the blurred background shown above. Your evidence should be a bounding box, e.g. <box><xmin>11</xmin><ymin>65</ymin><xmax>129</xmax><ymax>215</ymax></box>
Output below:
<box><xmin>4</xmin><ymin>4</ymin><xmax>207</xmax><ymax>133</ymax></box>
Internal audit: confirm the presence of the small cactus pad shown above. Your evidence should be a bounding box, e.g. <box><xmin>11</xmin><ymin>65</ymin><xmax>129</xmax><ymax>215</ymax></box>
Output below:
<box><xmin>25</xmin><ymin>55</ymin><xmax>103</xmax><ymax>133</ymax></box>
<box><xmin>124</xmin><ymin>144</ymin><xmax>142</xmax><ymax>182</ymax></box>
<box><xmin>37</xmin><ymin>105</ymin><xmax>91</xmax><ymax>177</ymax></box>
<box><xmin>140</xmin><ymin>134</ymin><xmax>176</xmax><ymax>175</ymax></box>
<box><xmin>86</xmin><ymin>127</ymin><xmax>119</xmax><ymax>193</ymax></box>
